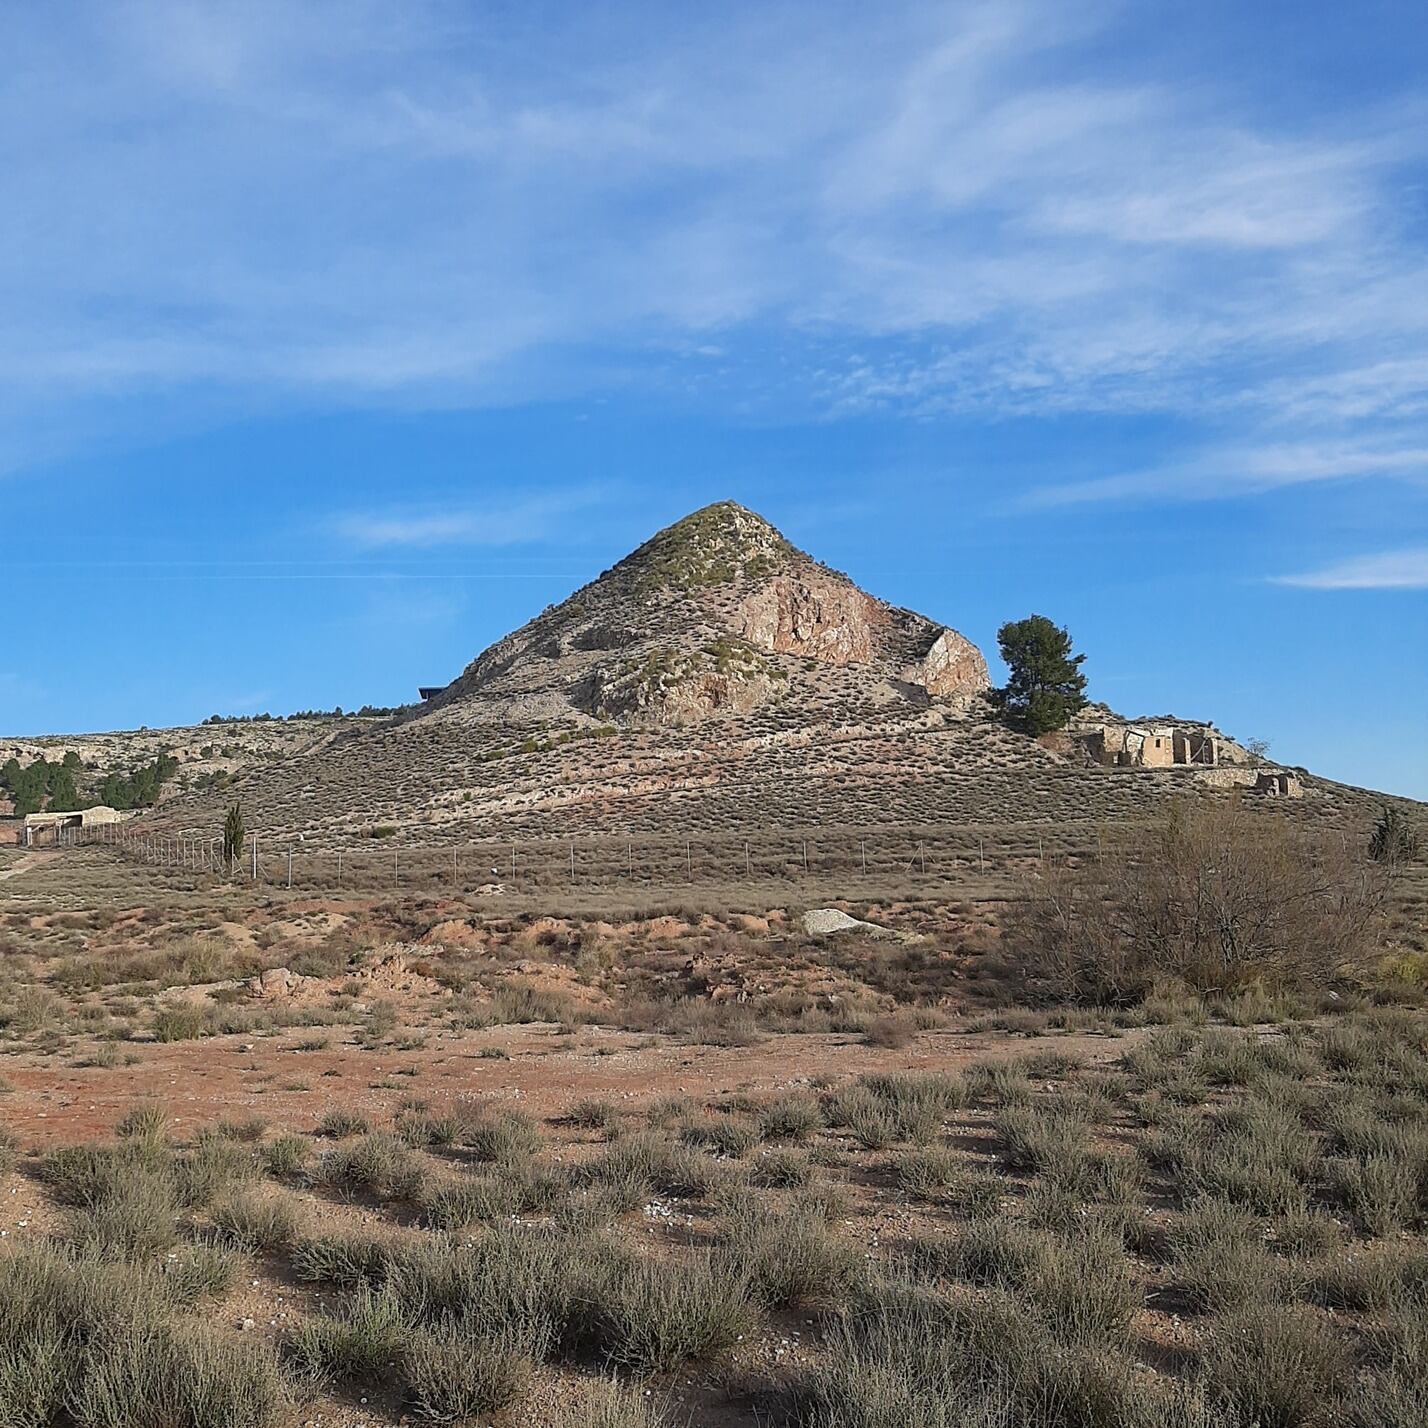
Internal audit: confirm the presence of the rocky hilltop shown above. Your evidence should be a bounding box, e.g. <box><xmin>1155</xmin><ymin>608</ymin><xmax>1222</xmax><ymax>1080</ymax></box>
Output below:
<box><xmin>127</xmin><ymin>501</ymin><xmax>1390</xmax><ymax>846</ymax></box>
<box><xmin>421</xmin><ymin>502</ymin><xmax>988</xmax><ymax>730</ymax></box>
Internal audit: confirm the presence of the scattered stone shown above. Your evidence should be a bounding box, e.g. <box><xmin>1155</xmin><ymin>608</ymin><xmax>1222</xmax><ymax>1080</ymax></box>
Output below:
<box><xmin>801</xmin><ymin>908</ymin><xmax>894</xmax><ymax>938</ymax></box>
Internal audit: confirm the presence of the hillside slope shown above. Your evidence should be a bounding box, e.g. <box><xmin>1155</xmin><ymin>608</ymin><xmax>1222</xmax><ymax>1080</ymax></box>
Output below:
<box><xmin>125</xmin><ymin>502</ymin><xmax>1398</xmax><ymax>846</ymax></box>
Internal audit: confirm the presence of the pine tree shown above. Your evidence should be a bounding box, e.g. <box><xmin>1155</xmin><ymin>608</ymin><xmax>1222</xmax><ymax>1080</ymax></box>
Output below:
<box><xmin>223</xmin><ymin>803</ymin><xmax>245</xmax><ymax>866</ymax></box>
<box><xmin>995</xmin><ymin>614</ymin><xmax>1088</xmax><ymax>736</ymax></box>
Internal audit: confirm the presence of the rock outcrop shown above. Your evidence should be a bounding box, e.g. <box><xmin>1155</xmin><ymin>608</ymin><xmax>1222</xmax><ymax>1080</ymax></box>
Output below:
<box><xmin>907</xmin><ymin>629</ymin><xmax>990</xmax><ymax>699</ymax></box>
<box><xmin>734</xmin><ymin>574</ymin><xmax>886</xmax><ymax>664</ymax></box>
<box><xmin>419</xmin><ymin>501</ymin><xmax>990</xmax><ymax>731</ymax></box>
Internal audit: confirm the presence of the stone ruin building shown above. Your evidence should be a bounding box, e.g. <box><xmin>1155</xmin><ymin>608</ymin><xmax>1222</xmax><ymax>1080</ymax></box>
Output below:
<box><xmin>1076</xmin><ymin>716</ymin><xmax>1244</xmax><ymax>769</ymax></box>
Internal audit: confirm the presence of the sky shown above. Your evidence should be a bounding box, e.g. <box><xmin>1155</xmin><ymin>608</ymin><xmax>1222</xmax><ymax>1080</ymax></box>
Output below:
<box><xmin>2</xmin><ymin>1</ymin><xmax>1425</xmax><ymax>798</ymax></box>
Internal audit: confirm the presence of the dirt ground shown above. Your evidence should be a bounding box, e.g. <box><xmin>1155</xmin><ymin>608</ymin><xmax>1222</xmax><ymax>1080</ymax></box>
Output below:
<box><xmin>0</xmin><ymin>1021</ymin><xmax>1141</xmax><ymax>1150</ymax></box>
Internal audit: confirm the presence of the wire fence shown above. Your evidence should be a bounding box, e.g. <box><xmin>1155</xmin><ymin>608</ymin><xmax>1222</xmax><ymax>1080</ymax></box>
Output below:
<box><xmin>63</xmin><ymin>819</ymin><xmax>1085</xmax><ymax>894</ymax></box>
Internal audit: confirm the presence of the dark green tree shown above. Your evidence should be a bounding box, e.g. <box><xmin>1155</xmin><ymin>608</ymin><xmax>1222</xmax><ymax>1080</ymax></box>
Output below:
<box><xmin>223</xmin><ymin>803</ymin><xmax>245</xmax><ymax>866</ymax></box>
<box><xmin>1369</xmin><ymin>805</ymin><xmax>1420</xmax><ymax>866</ymax></box>
<box><xmin>47</xmin><ymin>766</ymin><xmax>82</xmax><ymax>812</ymax></box>
<box><xmin>994</xmin><ymin>614</ymin><xmax>1088</xmax><ymax>736</ymax></box>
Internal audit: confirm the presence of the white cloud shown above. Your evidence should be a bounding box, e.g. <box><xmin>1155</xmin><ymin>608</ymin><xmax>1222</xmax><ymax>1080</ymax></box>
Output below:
<box><xmin>1274</xmin><ymin>548</ymin><xmax>1428</xmax><ymax>590</ymax></box>
<box><xmin>1025</xmin><ymin>441</ymin><xmax>1428</xmax><ymax>507</ymax></box>
<box><xmin>0</xmin><ymin>1</ymin><xmax>1424</xmax><ymax>458</ymax></box>
<box><xmin>334</xmin><ymin>488</ymin><xmax>610</xmax><ymax>548</ymax></box>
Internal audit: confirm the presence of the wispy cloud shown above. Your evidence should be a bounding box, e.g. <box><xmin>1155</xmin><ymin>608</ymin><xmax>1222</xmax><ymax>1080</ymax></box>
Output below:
<box><xmin>333</xmin><ymin>488</ymin><xmax>610</xmax><ymax>549</ymax></box>
<box><xmin>1273</xmin><ymin>547</ymin><xmax>1428</xmax><ymax>590</ymax></box>
<box><xmin>0</xmin><ymin>0</ymin><xmax>1424</xmax><ymax>458</ymax></box>
<box><xmin>1025</xmin><ymin>441</ymin><xmax>1428</xmax><ymax>508</ymax></box>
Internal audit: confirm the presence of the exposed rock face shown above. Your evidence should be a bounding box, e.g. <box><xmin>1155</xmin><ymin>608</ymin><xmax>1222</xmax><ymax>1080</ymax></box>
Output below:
<box><xmin>417</xmin><ymin>501</ymin><xmax>989</xmax><ymax>731</ymax></box>
<box><xmin>734</xmin><ymin>575</ymin><xmax>886</xmax><ymax>664</ymax></box>
<box><xmin>908</xmin><ymin>629</ymin><xmax>991</xmax><ymax>699</ymax></box>
<box><xmin>154</xmin><ymin>500</ymin><xmax>1009</xmax><ymax>840</ymax></box>
<box><xmin>591</xmin><ymin>667</ymin><xmax>780</xmax><ymax>727</ymax></box>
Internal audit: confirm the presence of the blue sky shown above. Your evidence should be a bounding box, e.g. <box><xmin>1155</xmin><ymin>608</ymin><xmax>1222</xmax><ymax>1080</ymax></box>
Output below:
<box><xmin>2</xmin><ymin>1</ymin><xmax>1425</xmax><ymax>798</ymax></box>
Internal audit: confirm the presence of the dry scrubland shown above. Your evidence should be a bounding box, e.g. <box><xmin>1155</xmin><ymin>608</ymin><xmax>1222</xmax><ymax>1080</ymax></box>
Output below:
<box><xmin>9</xmin><ymin>495</ymin><xmax>1428</xmax><ymax>1428</ymax></box>
<box><xmin>1</xmin><ymin>806</ymin><xmax>1427</xmax><ymax>1428</ymax></box>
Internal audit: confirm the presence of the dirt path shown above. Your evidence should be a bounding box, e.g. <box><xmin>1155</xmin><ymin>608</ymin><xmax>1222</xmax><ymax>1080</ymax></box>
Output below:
<box><xmin>0</xmin><ymin>851</ymin><xmax>55</xmax><ymax>883</ymax></box>
<box><xmin>0</xmin><ymin>1022</ymin><xmax>1146</xmax><ymax>1147</ymax></box>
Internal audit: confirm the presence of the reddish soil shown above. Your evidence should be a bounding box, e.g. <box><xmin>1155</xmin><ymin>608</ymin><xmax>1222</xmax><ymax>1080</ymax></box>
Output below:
<box><xmin>0</xmin><ymin>1024</ymin><xmax>1140</xmax><ymax>1148</ymax></box>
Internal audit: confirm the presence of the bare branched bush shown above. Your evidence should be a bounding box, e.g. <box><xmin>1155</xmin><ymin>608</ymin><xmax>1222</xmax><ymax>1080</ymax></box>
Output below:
<box><xmin>1005</xmin><ymin>802</ymin><xmax>1386</xmax><ymax>1005</ymax></box>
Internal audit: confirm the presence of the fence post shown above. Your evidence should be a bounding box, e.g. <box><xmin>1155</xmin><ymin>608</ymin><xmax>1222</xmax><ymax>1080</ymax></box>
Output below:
<box><xmin>746</xmin><ymin>841</ymin><xmax>751</xmax><ymax>878</ymax></box>
<box><xmin>453</xmin><ymin>848</ymin><xmax>459</xmax><ymax>888</ymax></box>
<box><xmin>570</xmin><ymin>839</ymin><xmax>575</xmax><ymax>883</ymax></box>
<box><xmin>251</xmin><ymin>835</ymin><xmax>257</xmax><ymax>881</ymax></box>
<box><xmin>860</xmin><ymin>839</ymin><xmax>867</xmax><ymax>875</ymax></box>
<box><xmin>287</xmin><ymin>849</ymin><xmax>293</xmax><ymax>889</ymax></box>
<box><xmin>686</xmin><ymin>840</ymin><xmax>691</xmax><ymax>880</ymax></box>
<box><xmin>393</xmin><ymin>848</ymin><xmax>398</xmax><ymax>890</ymax></box>
<box><xmin>336</xmin><ymin>849</ymin><xmax>343</xmax><ymax>889</ymax></box>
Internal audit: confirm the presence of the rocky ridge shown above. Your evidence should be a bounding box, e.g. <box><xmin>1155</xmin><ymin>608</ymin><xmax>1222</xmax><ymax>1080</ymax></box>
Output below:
<box><xmin>122</xmin><ymin>501</ymin><xmax>1392</xmax><ymax>846</ymax></box>
<box><xmin>420</xmin><ymin>501</ymin><xmax>988</xmax><ymax>730</ymax></box>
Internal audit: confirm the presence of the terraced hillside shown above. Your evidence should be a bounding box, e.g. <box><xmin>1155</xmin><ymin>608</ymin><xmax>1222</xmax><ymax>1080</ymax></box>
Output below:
<box><xmin>125</xmin><ymin>502</ymin><xmax>1406</xmax><ymax>849</ymax></box>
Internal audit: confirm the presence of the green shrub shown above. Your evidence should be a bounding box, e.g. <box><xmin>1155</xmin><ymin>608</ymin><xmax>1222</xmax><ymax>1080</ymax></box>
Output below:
<box><xmin>401</xmin><ymin>1325</ymin><xmax>532</xmax><ymax>1421</ymax></box>
<box><xmin>1203</xmin><ymin>1304</ymin><xmax>1350</xmax><ymax>1428</ymax></box>
<box><xmin>562</xmin><ymin>1377</ymin><xmax>669</xmax><ymax>1428</ymax></box>
<box><xmin>566</xmin><ymin>1099</ymin><xmax>621</xmax><ymax>1133</ymax></box>
<box><xmin>386</xmin><ymin>1226</ymin><xmax>574</xmax><ymax>1356</ymax></box>
<box><xmin>316</xmin><ymin>1109</ymin><xmax>369</xmax><ymax>1138</ymax></box>
<box><xmin>263</xmin><ymin>1134</ymin><xmax>310</xmax><ymax>1179</ymax></box>
<box><xmin>152</xmin><ymin>1006</ymin><xmax>210</xmax><ymax>1042</ymax></box>
<box><xmin>1325</xmin><ymin>1154</ymin><xmax>1421</xmax><ymax>1236</ymax></box>
<box><xmin>583</xmin><ymin>1251</ymin><xmax>752</xmax><ymax>1377</ymax></box>
<box><xmin>73</xmin><ymin>1317</ymin><xmax>285</xmax><ymax>1428</ymax></box>
<box><xmin>211</xmin><ymin>1190</ymin><xmax>300</xmax><ymax>1252</ymax></box>
<box><xmin>114</xmin><ymin>1103</ymin><xmax>168</xmax><ymax>1142</ymax></box>
<box><xmin>160</xmin><ymin>1243</ymin><xmax>240</xmax><ymax>1304</ymax></box>
<box><xmin>582</xmin><ymin>1134</ymin><xmax>720</xmax><ymax>1203</ymax></box>
<box><xmin>747</xmin><ymin>1148</ymin><xmax>812</xmax><ymax>1189</ymax></box>
<box><xmin>174</xmin><ymin>1138</ymin><xmax>259</xmax><ymax>1207</ymax></box>
<box><xmin>419</xmin><ymin>1162</ymin><xmax>564</xmax><ymax>1229</ymax></box>
<box><xmin>1169</xmin><ymin>1197</ymin><xmax>1282</xmax><ymax>1313</ymax></box>
<box><xmin>291</xmin><ymin>1233</ymin><xmax>394</xmax><ymax>1288</ymax></box>
<box><xmin>720</xmin><ymin>1203</ymin><xmax>863</xmax><ymax>1310</ymax></box>
<box><xmin>314</xmin><ymin>1133</ymin><xmax>421</xmax><ymax>1200</ymax></box>
<box><xmin>461</xmin><ymin>1111</ymin><xmax>542</xmax><ymax>1163</ymax></box>
<box><xmin>758</xmin><ymin>1094</ymin><xmax>824</xmax><ymax>1142</ymax></box>
<box><xmin>287</xmin><ymin>1288</ymin><xmax>411</xmax><ymax>1387</ymax></box>
<box><xmin>679</xmin><ymin>1116</ymin><xmax>757</xmax><ymax>1159</ymax></box>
